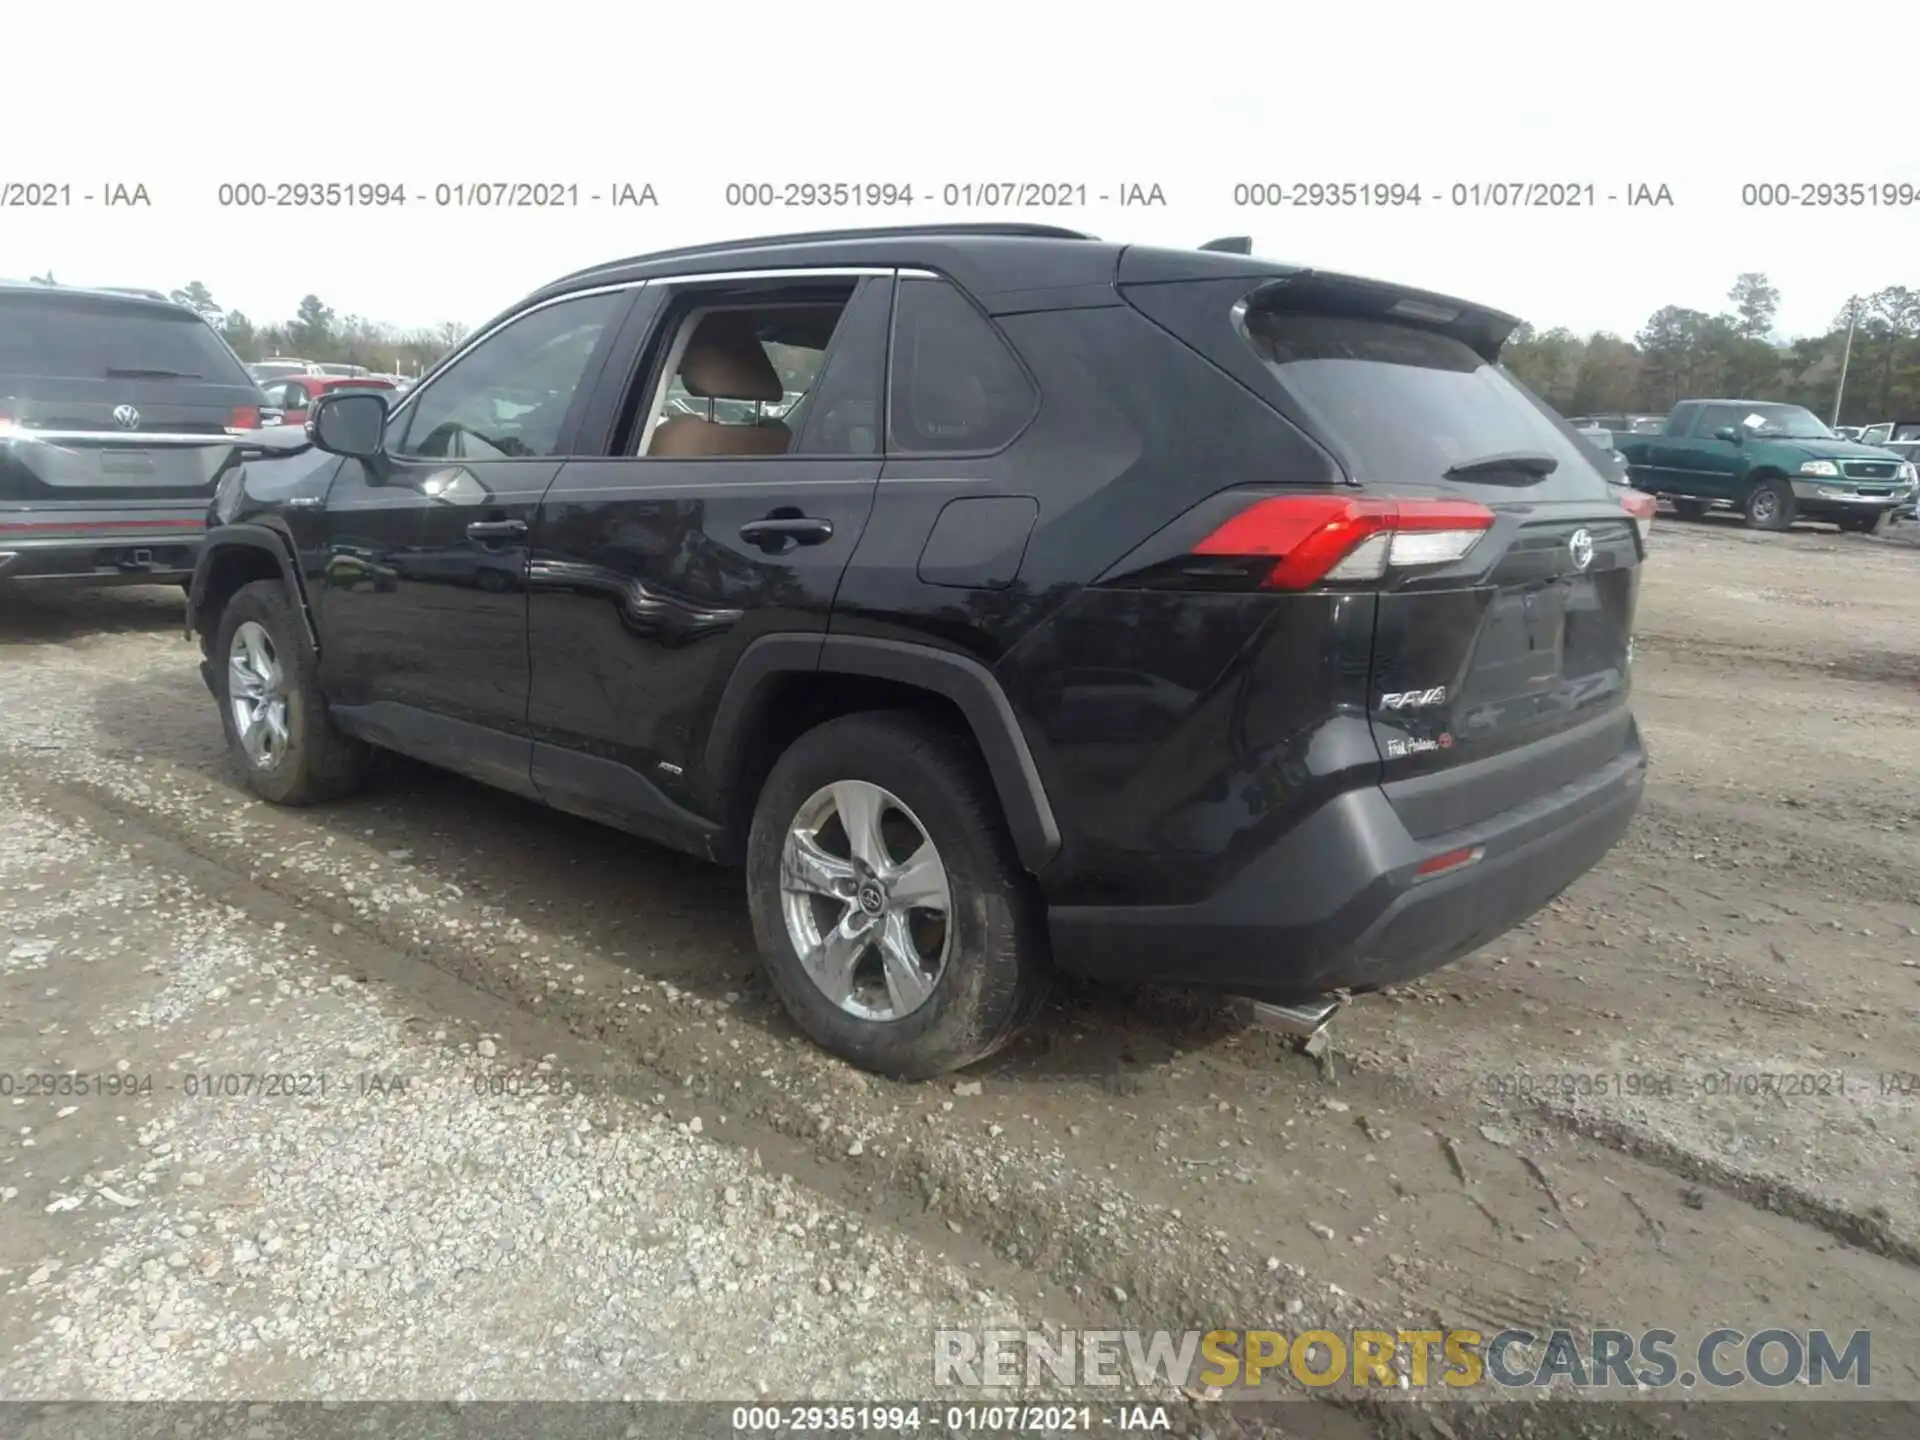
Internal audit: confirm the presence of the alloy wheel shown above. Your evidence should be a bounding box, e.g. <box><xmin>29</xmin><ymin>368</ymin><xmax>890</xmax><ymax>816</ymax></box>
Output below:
<box><xmin>227</xmin><ymin>620</ymin><xmax>290</xmax><ymax>771</ymax></box>
<box><xmin>778</xmin><ymin>780</ymin><xmax>952</xmax><ymax>1021</ymax></box>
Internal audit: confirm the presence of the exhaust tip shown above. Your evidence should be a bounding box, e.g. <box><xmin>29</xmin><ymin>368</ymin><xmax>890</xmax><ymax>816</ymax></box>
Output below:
<box><xmin>1247</xmin><ymin>994</ymin><xmax>1345</xmax><ymax>1039</ymax></box>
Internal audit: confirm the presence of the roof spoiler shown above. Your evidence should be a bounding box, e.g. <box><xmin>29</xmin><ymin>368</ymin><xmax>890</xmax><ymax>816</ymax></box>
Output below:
<box><xmin>1245</xmin><ymin>272</ymin><xmax>1523</xmax><ymax>364</ymax></box>
<box><xmin>1199</xmin><ymin>236</ymin><xmax>1254</xmax><ymax>254</ymax></box>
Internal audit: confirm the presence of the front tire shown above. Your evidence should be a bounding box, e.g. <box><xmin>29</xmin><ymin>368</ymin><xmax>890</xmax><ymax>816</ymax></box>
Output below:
<box><xmin>1670</xmin><ymin>498</ymin><xmax>1709</xmax><ymax>522</ymax></box>
<box><xmin>212</xmin><ymin>580</ymin><xmax>370</xmax><ymax>805</ymax></box>
<box><xmin>1744</xmin><ymin>478</ymin><xmax>1796</xmax><ymax>532</ymax></box>
<box><xmin>745</xmin><ymin>711</ymin><xmax>1050</xmax><ymax>1080</ymax></box>
<box><xmin>1838</xmin><ymin>511</ymin><xmax>1885</xmax><ymax>536</ymax></box>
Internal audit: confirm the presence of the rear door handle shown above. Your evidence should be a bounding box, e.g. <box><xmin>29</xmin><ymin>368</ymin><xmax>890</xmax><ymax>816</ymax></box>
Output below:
<box><xmin>739</xmin><ymin>516</ymin><xmax>833</xmax><ymax>548</ymax></box>
<box><xmin>465</xmin><ymin>519</ymin><xmax>528</xmax><ymax>540</ymax></box>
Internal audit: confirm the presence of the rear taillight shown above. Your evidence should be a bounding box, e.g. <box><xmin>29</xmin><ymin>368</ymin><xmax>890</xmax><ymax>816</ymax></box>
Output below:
<box><xmin>1618</xmin><ymin>488</ymin><xmax>1656</xmax><ymax>544</ymax></box>
<box><xmin>226</xmin><ymin>405</ymin><xmax>262</xmax><ymax>434</ymax></box>
<box><xmin>1191</xmin><ymin>495</ymin><xmax>1496</xmax><ymax>590</ymax></box>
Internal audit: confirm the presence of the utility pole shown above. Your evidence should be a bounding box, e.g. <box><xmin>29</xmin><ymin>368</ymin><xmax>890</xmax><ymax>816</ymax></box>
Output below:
<box><xmin>1832</xmin><ymin>296</ymin><xmax>1860</xmax><ymax>427</ymax></box>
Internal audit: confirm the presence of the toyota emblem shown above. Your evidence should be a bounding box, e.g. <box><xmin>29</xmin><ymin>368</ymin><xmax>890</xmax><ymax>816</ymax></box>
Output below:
<box><xmin>112</xmin><ymin>404</ymin><xmax>140</xmax><ymax>429</ymax></box>
<box><xmin>1568</xmin><ymin>528</ymin><xmax>1594</xmax><ymax>571</ymax></box>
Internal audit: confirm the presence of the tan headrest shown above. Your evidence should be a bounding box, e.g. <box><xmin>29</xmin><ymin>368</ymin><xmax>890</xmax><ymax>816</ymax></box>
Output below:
<box><xmin>680</xmin><ymin>312</ymin><xmax>784</xmax><ymax>402</ymax></box>
<box><xmin>648</xmin><ymin>414</ymin><xmax>792</xmax><ymax>458</ymax></box>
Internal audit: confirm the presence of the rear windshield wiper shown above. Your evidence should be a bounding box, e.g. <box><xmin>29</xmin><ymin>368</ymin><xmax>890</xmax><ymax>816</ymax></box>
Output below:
<box><xmin>104</xmin><ymin>366</ymin><xmax>202</xmax><ymax>379</ymax></box>
<box><xmin>1444</xmin><ymin>451</ymin><xmax>1560</xmax><ymax>480</ymax></box>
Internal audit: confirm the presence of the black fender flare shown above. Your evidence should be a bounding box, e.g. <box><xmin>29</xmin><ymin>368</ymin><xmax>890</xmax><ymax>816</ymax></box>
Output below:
<box><xmin>703</xmin><ymin>633</ymin><xmax>1062</xmax><ymax>874</ymax></box>
<box><xmin>189</xmin><ymin>524</ymin><xmax>319</xmax><ymax>653</ymax></box>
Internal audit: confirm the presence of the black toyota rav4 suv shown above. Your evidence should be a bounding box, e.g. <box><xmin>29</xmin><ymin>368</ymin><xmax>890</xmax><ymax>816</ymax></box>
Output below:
<box><xmin>186</xmin><ymin>224</ymin><xmax>1650</xmax><ymax>1079</ymax></box>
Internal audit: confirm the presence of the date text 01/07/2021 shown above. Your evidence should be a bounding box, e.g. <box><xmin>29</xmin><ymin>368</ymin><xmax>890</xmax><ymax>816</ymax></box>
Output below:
<box><xmin>1228</xmin><ymin>180</ymin><xmax>1675</xmax><ymax>208</ymax></box>
<box><xmin>209</xmin><ymin>181</ymin><xmax>659</xmax><ymax>208</ymax></box>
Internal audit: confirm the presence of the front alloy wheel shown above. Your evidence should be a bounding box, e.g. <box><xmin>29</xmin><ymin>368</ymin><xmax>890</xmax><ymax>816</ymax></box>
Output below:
<box><xmin>228</xmin><ymin>620</ymin><xmax>290</xmax><ymax>770</ymax></box>
<box><xmin>212</xmin><ymin>579</ymin><xmax>370</xmax><ymax>806</ymax></box>
<box><xmin>780</xmin><ymin>780</ymin><xmax>952</xmax><ymax>1021</ymax></box>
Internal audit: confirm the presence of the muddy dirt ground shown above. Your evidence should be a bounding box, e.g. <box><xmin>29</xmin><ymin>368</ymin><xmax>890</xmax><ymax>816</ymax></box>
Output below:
<box><xmin>2</xmin><ymin>513</ymin><xmax>1915</xmax><ymax>1440</ymax></box>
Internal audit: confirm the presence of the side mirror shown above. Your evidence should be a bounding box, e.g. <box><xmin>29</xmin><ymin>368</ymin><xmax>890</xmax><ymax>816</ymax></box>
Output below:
<box><xmin>1713</xmin><ymin>425</ymin><xmax>1742</xmax><ymax>444</ymax></box>
<box><xmin>308</xmin><ymin>390</ymin><xmax>389</xmax><ymax>460</ymax></box>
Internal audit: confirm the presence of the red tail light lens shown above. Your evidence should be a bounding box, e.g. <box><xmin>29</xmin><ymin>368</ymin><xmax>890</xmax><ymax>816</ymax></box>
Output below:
<box><xmin>1618</xmin><ymin>488</ymin><xmax>1656</xmax><ymax>543</ymax></box>
<box><xmin>1192</xmin><ymin>495</ymin><xmax>1496</xmax><ymax>590</ymax></box>
<box><xmin>228</xmin><ymin>405</ymin><xmax>261</xmax><ymax>431</ymax></box>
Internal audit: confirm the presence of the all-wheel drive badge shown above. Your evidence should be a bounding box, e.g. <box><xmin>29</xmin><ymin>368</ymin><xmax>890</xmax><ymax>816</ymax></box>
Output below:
<box><xmin>112</xmin><ymin>404</ymin><xmax>140</xmax><ymax>429</ymax></box>
<box><xmin>1568</xmin><ymin>528</ymin><xmax>1594</xmax><ymax>571</ymax></box>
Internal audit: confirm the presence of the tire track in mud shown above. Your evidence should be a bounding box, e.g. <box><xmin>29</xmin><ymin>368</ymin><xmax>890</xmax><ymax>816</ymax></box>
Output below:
<box><xmin>1636</xmin><ymin>633</ymin><xmax>1920</xmax><ymax>690</ymax></box>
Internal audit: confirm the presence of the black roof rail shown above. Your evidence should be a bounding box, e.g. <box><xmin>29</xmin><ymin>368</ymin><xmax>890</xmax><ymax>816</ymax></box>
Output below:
<box><xmin>1199</xmin><ymin>236</ymin><xmax>1254</xmax><ymax>254</ymax></box>
<box><xmin>550</xmin><ymin>222</ymin><xmax>1101</xmax><ymax>286</ymax></box>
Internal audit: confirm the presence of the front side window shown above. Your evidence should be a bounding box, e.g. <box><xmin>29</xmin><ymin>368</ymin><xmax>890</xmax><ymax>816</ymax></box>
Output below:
<box><xmin>392</xmin><ymin>291</ymin><xmax>624</xmax><ymax>460</ymax></box>
<box><xmin>888</xmin><ymin>277</ymin><xmax>1036</xmax><ymax>455</ymax></box>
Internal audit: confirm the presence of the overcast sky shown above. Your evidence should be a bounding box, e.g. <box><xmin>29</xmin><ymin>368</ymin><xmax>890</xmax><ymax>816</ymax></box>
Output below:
<box><xmin>4</xmin><ymin>0</ymin><xmax>1912</xmax><ymax>342</ymax></box>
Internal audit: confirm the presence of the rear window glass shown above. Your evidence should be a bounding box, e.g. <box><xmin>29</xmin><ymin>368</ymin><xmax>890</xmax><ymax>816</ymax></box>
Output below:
<box><xmin>0</xmin><ymin>295</ymin><xmax>253</xmax><ymax>384</ymax></box>
<box><xmin>888</xmin><ymin>277</ymin><xmax>1036</xmax><ymax>455</ymax></box>
<box><xmin>1242</xmin><ymin>309</ymin><xmax>1612</xmax><ymax>500</ymax></box>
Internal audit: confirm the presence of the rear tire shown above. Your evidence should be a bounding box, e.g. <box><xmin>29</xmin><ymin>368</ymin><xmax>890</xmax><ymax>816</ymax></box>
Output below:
<box><xmin>745</xmin><ymin>711</ymin><xmax>1050</xmax><ymax>1080</ymax></box>
<box><xmin>212</xmin><ymin>580</ymin><xmax>370</xmax><ymax>805</ymax></box>
<box><xmin>1743</xmin><ymin>478</ymin><xmax>1795</xmax><ymax>532</ymax></box>
<box><xmin>1670</xmin><ymin>498</ymin><xmax>1709</xmax><ymax>522</ymax></box>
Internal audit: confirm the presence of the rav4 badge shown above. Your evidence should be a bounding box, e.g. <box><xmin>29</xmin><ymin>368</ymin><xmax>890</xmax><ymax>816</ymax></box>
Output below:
<box><xmin>1380</xmin><ymin>687</ymin><xmax>1448</xmax><ymax>709</ymax></box>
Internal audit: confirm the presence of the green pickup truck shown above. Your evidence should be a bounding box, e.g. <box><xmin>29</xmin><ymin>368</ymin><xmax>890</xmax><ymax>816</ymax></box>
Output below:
<box><xmin>1616</xmin><ymin>399</ymin><xmax>1917</xmax><ymax>533</ymax></box>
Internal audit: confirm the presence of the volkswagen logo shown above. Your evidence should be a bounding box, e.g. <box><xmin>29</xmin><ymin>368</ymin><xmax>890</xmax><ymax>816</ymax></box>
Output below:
<box><xmin>112</xmin><ymin>404</ymin><xmax>140</xmax><ymax>429</ymax></box>
<box><xmin>1568</xmin><ymin>528</ymin><xmax>1595</xmax><ymax>572</ymax></box>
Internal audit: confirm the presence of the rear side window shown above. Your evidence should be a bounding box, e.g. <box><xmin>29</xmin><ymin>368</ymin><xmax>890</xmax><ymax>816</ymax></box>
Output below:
<box><xmin>0</xmin><ymin>295</ymin><xmax>253</xmax><ymax>384</ymax></box>
<box><xmin>1242</xmin><ymin>309</ymin><xmax>1612</xmax><ymax>500</ymax></box>
<box><xmin>888</xmin><ymin>277</ymin><xmax>1036</xmax><ymax>455</ymax></box>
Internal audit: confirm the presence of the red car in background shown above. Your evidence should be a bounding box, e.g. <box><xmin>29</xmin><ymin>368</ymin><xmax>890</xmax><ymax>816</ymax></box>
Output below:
<box><xmin>257</xmin><ymin>373</ymin><xmax>396</xmax><ymax>426</ymax></box>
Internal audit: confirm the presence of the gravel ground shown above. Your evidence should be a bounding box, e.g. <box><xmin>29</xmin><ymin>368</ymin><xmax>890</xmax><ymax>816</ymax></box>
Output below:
<box><xmin>0</xmin><ymin>780</ymin><xmax>1055</xmax><ymax>1404</ymax></box>
<box><xmin>1</xmin><ymin>512</ymin><xmax>1917</xmax><ymax>1439</ymax></box>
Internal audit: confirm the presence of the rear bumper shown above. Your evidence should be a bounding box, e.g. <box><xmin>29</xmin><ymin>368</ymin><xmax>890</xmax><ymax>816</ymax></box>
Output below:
<box><xmin>1047</xmin><ymin>719</ymin><xmax>1647</xmax><ymax>1000</ymax></box>
<box><xmin>0</xmin><ymin>524</ymin><xmax>204</xmax><ymax>587</ymax></box>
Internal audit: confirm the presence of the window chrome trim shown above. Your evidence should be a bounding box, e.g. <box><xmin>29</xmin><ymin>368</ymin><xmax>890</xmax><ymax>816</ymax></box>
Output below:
<box><xmin>651</xmin><ymin>266</ymin><xmax>896</xmax><ymax>286</ymax></box>
<box><xmin>384</xmin><ymin>279</ymin><xmax>650</xmax><ymax>429</ymax></box>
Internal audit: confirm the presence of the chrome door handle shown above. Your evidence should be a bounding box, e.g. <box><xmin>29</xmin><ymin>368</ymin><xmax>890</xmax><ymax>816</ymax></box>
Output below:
<box><xmin>465</xmin><ymin>519</ymin><xmax>528</xmax><ymax>540</ymax></box>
